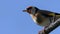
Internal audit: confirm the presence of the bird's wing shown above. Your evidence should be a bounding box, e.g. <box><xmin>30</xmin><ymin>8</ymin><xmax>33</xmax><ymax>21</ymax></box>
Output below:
<box><xmin>39</xmin><ymin>10</ymin><xmax>55</xmax><ymax>17</ymax></box>
<box><xmin>39</xmin><ymin>10</ymin><xmax>60</xmax><ymax>22</ymax></box>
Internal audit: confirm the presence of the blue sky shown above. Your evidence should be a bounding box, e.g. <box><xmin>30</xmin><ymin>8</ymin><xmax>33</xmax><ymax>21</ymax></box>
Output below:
<box><xmin>0</xmin><ymin>0</ymin><xmax>60</xmax><ymax>34</ymax></box>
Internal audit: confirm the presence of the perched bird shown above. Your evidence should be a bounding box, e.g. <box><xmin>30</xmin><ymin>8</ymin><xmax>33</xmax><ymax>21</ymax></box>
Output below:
<box><xmin>23</xmin><ymin>6</ymin><xmax>60</xmax><ymax>27</ymax></box>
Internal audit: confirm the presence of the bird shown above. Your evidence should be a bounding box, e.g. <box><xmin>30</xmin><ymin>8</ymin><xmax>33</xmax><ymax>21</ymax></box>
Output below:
<box><xmin>23</xmin><ymin>6</ymin><xmax>60</xmax><ymax>27</ymax></box>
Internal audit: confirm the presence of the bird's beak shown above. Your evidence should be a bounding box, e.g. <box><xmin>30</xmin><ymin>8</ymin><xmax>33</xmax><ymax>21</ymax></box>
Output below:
<box><xmin>23</xmin><ymin>10</ymin><xmax>27</xmax><ymax>12</ymax></box>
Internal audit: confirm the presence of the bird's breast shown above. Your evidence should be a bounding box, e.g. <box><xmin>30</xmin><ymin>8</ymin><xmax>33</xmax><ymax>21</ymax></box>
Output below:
<box><xmin>30</xmin><ymin>14</ymin><xmax>37</xmax><ymax>23</ymax></box>
<box><xmin>30</xmin><ymin>14</ymin><xmax>50</xmax><ymax>26</ymax></box>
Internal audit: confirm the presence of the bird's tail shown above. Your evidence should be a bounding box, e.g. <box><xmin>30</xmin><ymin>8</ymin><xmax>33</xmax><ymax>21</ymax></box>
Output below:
<box><xmin>54</xmin><ymin>13</ymin><xmax>60</xmax><ymax>22</ymax></box>
<box><xmin>49</xmin><ymin>13</ymin><xmax>60</xmax><ymax>23</ymax></box>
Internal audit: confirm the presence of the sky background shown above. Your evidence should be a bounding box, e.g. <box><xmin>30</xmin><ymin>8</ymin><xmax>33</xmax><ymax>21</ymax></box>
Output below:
<box><xmin>0</xmin><ymin>0</ymin><xmax>60</xmax><ymax>34</ymax></box>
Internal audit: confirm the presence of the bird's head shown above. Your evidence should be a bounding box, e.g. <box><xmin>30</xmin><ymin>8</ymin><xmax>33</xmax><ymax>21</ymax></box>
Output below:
<box><xmin>23</xmin><ymin>6</ymin><xmax>39</xmax><ymax>15</ymax></box>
